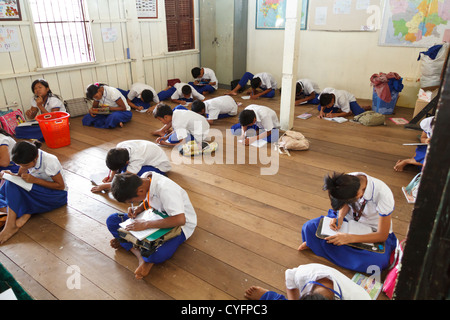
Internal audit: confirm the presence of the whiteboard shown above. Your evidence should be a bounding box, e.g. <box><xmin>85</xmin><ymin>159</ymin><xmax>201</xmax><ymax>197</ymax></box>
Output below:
<box><xmin>308</xmin><ymin>0</ymin><xmax>382</xmax><ymax>31</ymax></box>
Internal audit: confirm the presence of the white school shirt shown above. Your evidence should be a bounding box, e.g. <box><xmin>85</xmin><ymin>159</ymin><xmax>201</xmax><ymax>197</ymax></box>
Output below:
<box><xmin>346</xmin><ymin>172</ymin><xmax>395</xmax><ymax>233</ymax></box>
<box><xmin>253</xmin><ymin>73</ymin><xmax>277</xmax><ymax>90</ymax></box>
<box><xmin>285</xmin><ymin>263</ymin><xmax>371</xmax><ymax>300</ymax></box>
<box><xmin>29</xmin><ymin>149</ymin><xmax>67</xmax><ymax>191</ymax></box>
<box><xmin>127</xmin><ymin>83</ymin><xmax>159</xmax><ymax>104</ymax></box>
<box><xmin>30</xmin><ymin>95</ymin><xmax>66</xmax><ymax>113</ymax></box>
<box><xmin>420</xmin><ymin>116</ymin><xmax>434</xmax><ymax>138</ymax></box>
<box><xmin>196</xmin><ymin>68</ymin><xmax>218</xmax><ymax>90</ymax></box>
<box><xmin>142</xmin><ymin>172</ymin><xmax>197</xmax><ymax>240</ymax></box>
<box><xmin>171</xmin><ymin>83</ymin><xmax>205</xmax><ymax>101</ymax></box>
<box><xmin>204</xmin><ymin>95</ymin><xmax>238</xmax><ymax>120</ymax></box>
<box><xmin>297</xmin><ymin>79</ymin><xmax>320</xmax><ymax>95</ymax></box>
<box><xmin>244</xmin><ymin>104</ymin><xmax>280</xmax><ymax>131</ymax></box>
<box><xmin>320</xmin><ymin>87</ymin><xmax>356</xmax><ymax>113</ymax></box>
<box><xmin>96</xmin><ymin>85</ymin><xmax>131</xmax><ymax>111</ymax></box>
<box><xmin>116</xmin><ymin>140</ymin><xmax>171</xmax><ymax>173</ymax></box>
<box><xmin>172</xmin><ymin>109</ymin><xmax>210</xmax><ymax>142</ymax></box>
<box><xmin>0</xmin><ymin>134</ymin><xmax>16</xmax><ymax>157</ymax></box>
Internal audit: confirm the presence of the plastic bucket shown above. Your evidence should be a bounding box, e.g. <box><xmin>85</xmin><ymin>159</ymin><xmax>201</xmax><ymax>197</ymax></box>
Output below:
<box><xmin>35</xmin><ymin>112</ymin><xmax>71</xmax><ymax>148</ymax></box>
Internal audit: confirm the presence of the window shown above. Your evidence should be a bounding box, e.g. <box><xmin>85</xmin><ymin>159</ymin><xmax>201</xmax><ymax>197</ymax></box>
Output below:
<box><xmin>29</xmin><ymin>0</ymin><xmax>95</xmax><ymax>68</ymax></box>
<box><xmin>165</xmin><ymin>0</ymin><xmax>194</xmax><ymax>52</ymax></box>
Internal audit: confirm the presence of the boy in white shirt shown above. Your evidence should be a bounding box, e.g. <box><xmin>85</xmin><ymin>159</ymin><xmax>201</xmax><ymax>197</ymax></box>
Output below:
<box><xmin>295</xmin><ymin>79</ymin><xmax>320</xmax><ymax>105</ymax></box>
<box><xmin>318</xmin><ymin>87</ymin><xmax>368</xmax><ymax>119</ymax></box>
<box><xmin>125</xmin><ymin>83</ymin><xmax>159</xmax><ymax>112</ymax></box>
<box><xmin>189</xmin><ymin>67</ymin><xmax>218</xmax><ymax>95</ymax></box>
<box><xmin>153</xmin><ymin>104</ymin><xmax>210</xmax><ymax>148</ymax></box>
<box><xmin>157</xmin><ymin>83</ymin><xmax>205</xmax><ymax>105</ymax></box>
<box><xmin>225</xmin><ymin>72</ymin><xmax>277</xmax><ymax>99</ymax></box>
<box><xmin>231</xmin><ymin>104</ymin><xmax>280</xmax><ymax>145</ymax></box>
<box><xmin>106</xmin><ymin>172</ymin><xmax>197</xmax><ymax>279</ymax></box>
<box><xmin>191</xmin><ymin>95</ymin><xmax>239</xmax><ymax>124</ymax></box>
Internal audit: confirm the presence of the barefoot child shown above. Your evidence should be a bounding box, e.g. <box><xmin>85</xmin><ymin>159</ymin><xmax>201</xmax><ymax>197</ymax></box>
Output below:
<box><xmin>318</xmin><ymin>88</ymin><xmax>368</xmax><ymax>119</ymax></box>
<box><xmin>106</xmin><ymin>172</ymin><xmax>197</xmax><ymax>279</ymax></box>
<box><xmin>245</xmin><ymin>263</ymin><xmax>371</xmax><ymax>300</ymax></box>
<box><xmin>225</xmin><ymin>72</ymin><xmax>277</xmax><ymax>99</ymax></box>
<box><xmin>0</xmin><ymin>141</ymin><xmax>67</xmax><ymax>244</ymax></box>
<box><xmin>190</xmin><ymin>95</ymin><xmax>239</xmax><ymax>124</ymax></box>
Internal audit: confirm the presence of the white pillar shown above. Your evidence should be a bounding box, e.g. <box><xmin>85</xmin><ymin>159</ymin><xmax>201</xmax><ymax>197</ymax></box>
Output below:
<box><xmin>280</xmin><ymin>0</ymin><xmax>302</xmax><ymax>131</ymax></box>
<box><xmin>124</xmin><ymin>1</ymin><xmax>145</xmax><ymax>83</ymax></box>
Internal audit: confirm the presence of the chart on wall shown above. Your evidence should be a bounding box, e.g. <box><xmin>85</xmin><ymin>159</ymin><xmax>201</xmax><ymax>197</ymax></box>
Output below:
<box><xmin>256</xmin><ymin>0</ymin><xmax>308</xmax><ymax>30</ymax></box>
<box><xmin>308</xmin><ymin>0</ymin><xmax>382</xmax><ymax>31</ymax></box>
<box><xmin>379</xmin><ymin>0</ymin><xmax>450</xmax><ymax>47</ymax></box>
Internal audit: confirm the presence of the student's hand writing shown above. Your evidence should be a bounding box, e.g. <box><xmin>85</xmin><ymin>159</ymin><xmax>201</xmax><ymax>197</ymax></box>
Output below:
<box><xmin>325</xmin><ymin>233</ymin><xmax>354</xmax><ymax>246</ymax></box>
<box><xmin>125</xmin><ymin>219</ymin><xmax>148</xmax><ymax>231</ymax></box>
<box><xmin>127</xmin><ymin>205</ymin><xmax>143</xmax><ymax>219</ymax></box>
<box><xmin>325</xmin><ymin>113</ymin><xmax>335</xmax><ymax>118</ymax></box>
<box><xmin>20</xmin><ymin>173</ymin><xmax>37</xmax><ymax>184</ymax></box>
<box><xmin>329</xmin><ymin>218</ymin><xmax>342</xmax><ymax>231</ymax></box>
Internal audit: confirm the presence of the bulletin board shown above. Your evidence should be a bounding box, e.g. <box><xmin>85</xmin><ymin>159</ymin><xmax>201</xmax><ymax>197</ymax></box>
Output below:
<box><xmin>308</xmin><ymin>0</ymin><xmax>382</xmax><ymax>31</ymax></box>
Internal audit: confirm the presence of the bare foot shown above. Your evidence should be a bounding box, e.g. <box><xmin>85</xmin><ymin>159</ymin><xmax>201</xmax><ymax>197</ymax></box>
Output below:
<box><xmin>362</xmin><ymin>105</ymin><xmax>372</xmax><ymax>111</ymax></box>
<box><xmin>0</xmin><ymin>225</ymin><xmax>19</xmax><ymax>244</ymax></box>
<box><xmin>15</xmin><ymin>214</ymin><xmax>31</xmax><ymax>228</ymax></box>
<box><xmin>110</xmin><ymin>238</ymin><xmax>121</xmax><ymax>249</ymax></box>
<box><xmin>297</xmin><ymin>242</ymin><xmax>310</xmax><ymax>251</ymax></box>
<box><xmin>225</xmin><ymin>91</ymin><xmax>237</xmax><ymax>96</ymax></box>
<box><xmin>135</xmin><ymin>261</ymin><xmax>153</xmax><ymax>280</ymax></box>
<box><xmin>119</xmin><ymin>122</ymin><xmax>124</xmax><ymax>128</ymax></box>
<box><xmin>394</xmin><ymin>159</ymin><xmax>408</xmax><ymax>172</ymax></box>
<box><xmin>244</xmin><ymin>286</ymin><xmax>268</xmax><ymax>300</ymax></box>
<box><xmin>151</xmin><ymin>129</ymin><xmax>165</xmax><ymax>137</ymax></box>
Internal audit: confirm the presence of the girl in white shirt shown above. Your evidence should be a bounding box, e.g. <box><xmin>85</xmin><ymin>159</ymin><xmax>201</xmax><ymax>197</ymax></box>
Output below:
<box><xmin>245</xmin><ymin>263</ymin><xmax>371</xmax><ymax>300</ymax></box>
<box><xmin>106</xmin><ymin>172</ymin><xmax>197</xmax><ymax>279</ymax></box>
<box><xmin>298</xmin><ymin>172</ymin><xmax>398</xmax><ymax>273</ymax></box>
<box><xmin>0</xmin><ymin>141</ymin><xmax>67</xmax><ymax>244</ymax></box>
<box><xmin>82</xmin><ymin>83</ymin><xmax>132</xmax><ymax>129</ymax></box>
<box><xmin>24</xmin><ymin>79</ymin><xmax>66</xmax><ymax>120</ymax></box>
<box><xmin>0</xmin><ymin>129</ymin><xmax>19</xmax><ymax>174</ymax></box>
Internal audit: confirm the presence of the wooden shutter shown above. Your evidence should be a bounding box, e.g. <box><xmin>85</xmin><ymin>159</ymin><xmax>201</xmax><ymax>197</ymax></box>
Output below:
<box><xmin>165</xmin><ymin>0</ymin><xmax>194</xmax><ymax>52</ymax></box>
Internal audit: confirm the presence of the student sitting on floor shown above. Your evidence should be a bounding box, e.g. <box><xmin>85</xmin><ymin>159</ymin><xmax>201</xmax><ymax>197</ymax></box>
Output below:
<box><xmin>0</xmin><ymin>141</ymin><xmax>67</xmax><ymax>244</ymax></box>
<box><xmin>318</xmin><ymin>88</ymin><xmax>368</xmax><ymax>119</ymax></box>
<box><xmin>295</xmin><ymin>79</ymin><xmax>320</xmax><ymax>105</ymax></box>
<box><xmin>0</xmin><ymin>129</ymin><xmax>19</xmax><ymax>174</ymax></box>
<box><xmin>189</xmin><ymin>67</ymin><xmax>218</xmax><ymax>95</ymax></box>
<box><xmin>157</xmin><ymin>82</ymin><xmax>205</xmax><ymax>106</ymax></box>
<box><xmin>91</xmin><ymin>139</ymin><xmax>172</xmax><ymax>193</ymax></box>
<box><xmin>153</xmin><ymin>104</ymin><xmax>210</xmax><ymax>148</ymax></box>
<box><xmin>106</xmin><ymin>172</ymin><xmax>197</xmax><ymax>279</ymax></box>
<box><xmin>121</xmin><ymin>83</ymin><xmax>160</xmax><ymax>112</ymax></box>
<box><xmin>298</xmin><ymin>172</ymin><xmax>398</xmax><ymax>274</ymax></box>
<box><xmin>225</xmin><ymin>72</ymin><xmax>277</xmax><ymax>99</ymax></box>
<box><xmin>82</xmin><ymin>83</ymin><xmax>133</xmax><ymax>129</ymax></box>
<box><xmin>231</xmin><ymin>104</ymin><xmax>280</xmax><ymax>145</ymax></box>
<box><xmin>394</xmin><ymin>116</ymin><xmax>434</xmax><ymax>172</ymax></box>
<box><xmin>190</xmin><ymin>95</ymin><xmax>240</xmax><ymax>125</ymax></box>
<box><xmin>245</xmin><ymin>263</ymin><xmax>371</xmax><ymax>300</ymax></box>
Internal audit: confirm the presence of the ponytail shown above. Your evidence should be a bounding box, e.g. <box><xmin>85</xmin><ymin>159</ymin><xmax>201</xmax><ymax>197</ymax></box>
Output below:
<box><xmin>323</xmin><ymin>172</ymin><xmax>360</xmax><ymax>211</ymax></box>
<box><xmin>11</xmin><ymin>140</ymin><xmax>42</xmax><ymax>165</ymax></box>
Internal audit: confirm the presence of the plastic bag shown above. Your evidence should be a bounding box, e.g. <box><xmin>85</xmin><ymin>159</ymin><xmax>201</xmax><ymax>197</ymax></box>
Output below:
<box><xmin>419</xmin><ymin>43</ymin><xmax>449</xmax><ymax>88</ymax></box>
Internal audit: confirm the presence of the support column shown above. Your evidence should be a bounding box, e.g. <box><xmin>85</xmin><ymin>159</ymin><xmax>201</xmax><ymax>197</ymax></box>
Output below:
<box><xmin>279</xmin><ymin>0</ymin><xmax>302</xmax><ymax>130</ymax></box>
<box><xmin>124</xmin><ymin>1</ymin><xmax>145</xmax><ymax>83</ymax></box>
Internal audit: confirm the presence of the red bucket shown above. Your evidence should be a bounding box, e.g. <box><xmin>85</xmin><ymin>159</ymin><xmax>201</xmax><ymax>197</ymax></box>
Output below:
<box><xmin>35</xmin><ymin>112</ymin><xmax>71</xmax><ymax>148</ymax></box>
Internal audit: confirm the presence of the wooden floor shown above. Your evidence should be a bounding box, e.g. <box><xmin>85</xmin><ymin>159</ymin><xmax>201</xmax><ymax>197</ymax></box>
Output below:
<box><xmin>0</xmin><ymin>89</ymin><xmax>421</xmax><ymax>300</ymax></box>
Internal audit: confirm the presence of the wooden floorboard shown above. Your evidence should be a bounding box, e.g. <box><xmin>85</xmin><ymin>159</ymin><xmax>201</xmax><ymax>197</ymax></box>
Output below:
<box><xmin>0</xmin><ymin>89</ymin><xmax>421</xmax><ymax>300</ymax></box>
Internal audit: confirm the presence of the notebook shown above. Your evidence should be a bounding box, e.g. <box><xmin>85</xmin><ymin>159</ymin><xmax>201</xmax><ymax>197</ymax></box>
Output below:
<box><xmin>323</xmin><ymin>117</ymin><xmax>348</xmax><ymax>123</ymax></box>
<box><xmin>2</xmin><ymin>173</ymin><xmax>33</xmax><ymax>192</ymax></box>
<box><xmin>119</xmin><ymin>209</ymin><xmax>167</xmax><ymax>241</ymax></box>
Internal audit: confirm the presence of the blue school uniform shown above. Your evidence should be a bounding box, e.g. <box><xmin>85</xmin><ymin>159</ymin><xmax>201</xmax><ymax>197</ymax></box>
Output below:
<box><xmin>231</xmin><ymin>105</ymin><xmax>280</xmax><ymax>143</ymax></box>
<box><xmin>0</xmin><ymin>134</ymin><xmax>20</xmax><ymax>174</ymax></box>
<box><xmin>237</xmin><ymin>72</ymin><xmax>276</xmax><ymax>98</ymax></box>
<box><xmin>0</xmin><ymin>150</ymin><xmax>67</xmax><ymax>218</ymax></box>
<box><xmin>318</xmin><ymin>88</ymin><xmax>365</xmax><ymax>116</ymax></box>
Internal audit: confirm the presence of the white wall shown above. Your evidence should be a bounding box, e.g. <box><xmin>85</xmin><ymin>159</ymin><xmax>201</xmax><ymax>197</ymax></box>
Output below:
<box><xmin>0</xmin><ymin>0</ymin><xmax>200</xmax><ymax>113</ymax></box>
<box><xmin>246</xmin><ymin>1</ymin><xmax>424</xmax><ymax>107</ymax></box>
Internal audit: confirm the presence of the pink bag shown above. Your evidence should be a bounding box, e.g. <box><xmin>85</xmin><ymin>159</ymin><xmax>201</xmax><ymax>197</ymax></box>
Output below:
<box><xmin>382</xmin><ymin>239</ymin><xmax>405</xmax><ymax>299</ymax></box>
<box><xmin>0</xmin><ymin>109</ymin><xmax>26</xmax><ymax>136</ymax></box>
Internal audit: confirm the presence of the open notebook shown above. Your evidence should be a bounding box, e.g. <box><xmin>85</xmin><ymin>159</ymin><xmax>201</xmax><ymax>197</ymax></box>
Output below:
<box><xmin>2</xmin><ymin>173</ymin><xmax>33</xmax><ymax>192</ymax></box>
<box><xmin>119</xmin><ymin>209</ymin><xmax>171</xmax><ymax>241</ymax></box>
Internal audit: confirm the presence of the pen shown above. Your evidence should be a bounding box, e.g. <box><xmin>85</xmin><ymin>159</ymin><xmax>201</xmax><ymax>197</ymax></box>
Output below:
<box><xmin>131</xmin><ymin>202</ymin><xmax>135</xmax><ymax>219</ymax></box>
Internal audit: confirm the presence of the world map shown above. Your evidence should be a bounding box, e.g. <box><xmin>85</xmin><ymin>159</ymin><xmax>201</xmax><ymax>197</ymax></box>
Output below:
<box><xmin>256</xmin><ymin>0</ymin><xmax>308</xmax><ymax>29</ymax></box>
<box><xmin>380</xmin><ymin>0</ymin><xmax>450</xmax><ymax>47</ymax></box>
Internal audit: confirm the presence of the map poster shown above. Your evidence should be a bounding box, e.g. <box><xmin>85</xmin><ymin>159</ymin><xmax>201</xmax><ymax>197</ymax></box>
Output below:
<box><xmin>379</xmin><ymin>0</ymin><xmax>450</xmax><ymax>47</ymax></box>
<box><xmin>256</xmin><ymin>0</ymin><xmax>308</xmax><ymax>30</ymax></box>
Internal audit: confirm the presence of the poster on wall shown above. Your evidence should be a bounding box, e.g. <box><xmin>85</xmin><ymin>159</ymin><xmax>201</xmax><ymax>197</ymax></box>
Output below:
<box><xmin>136</xmin><ymin>0</ymin><xmax>158</xmax><ymax>19</ymax></box>
<box><xmin>256</xmin><ymin>0</ymin><xmax>308</xmax><ymax>30</ymax></box>
<box><xmin>0</xmin><ymin>26</ymin><xmax>21</xmax><ymax>52</ymax></box>
<box><xmin>379</xmin><ymin>0</ymin><xmax>450</xmax><ymax>47</ymax></box>
<box><xmin>0</xmin><ymin>0</ymin><xmax>21</xmax><ymax>21</ymax></box>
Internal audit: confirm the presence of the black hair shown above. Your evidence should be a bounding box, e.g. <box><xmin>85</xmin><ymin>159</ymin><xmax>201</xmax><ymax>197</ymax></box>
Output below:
<box><xmin>31</xmin><ymin>78</ymin><xmax>62</xmax><ymax>101</ymax></box>
<box><xmin>323</xmin><ymin>172</ymin><xmax>361</xmax><ymax>211</ymax></box>
<box><xmin>191</xmin><ymin>67</ymin><xmax>201</xmax><ymax>78</ymax></box>
<box><xmin>106</xmin><ymin>148</ymin><xmax>130</xmax><ymax>171</ymax></box>
<box><xmin>86</xmin><ymin>83</ymin><xmax>106</xmax><ymax>100</ymax></box>
<box><xmin>300</xmin><ymin>293</ymin><xmax>330</xmax><ymax>300</ymax></box>
<box><xmin>153</xmin><ymin>104</ymin><xmax>173</xmax><ymax>118</ymax></box>
<box><xmin>250</xmin><ymin>77</ymin><xmax>261</xmax><ymax>89</ymax></box>
<box><xmin>319</xmin><ymin>93</ymin><xmax>334</xmax><ymax>107</ymax></box>
<box><xmin>296</xmin><ymin>82</ymin><xmax>304</xmax><ymax>95</ymax></box>
<box><xmin>239</xmin><ymin>109</ymin><xmax>256</xmax><ymax>126</ymax></box>
<box><xmin>191</xmin><ymin>100</ymin><xmax>205</xmax><ymax>114</ymax></box>
<box><xmin>141</xmin><ymin>89</ymin><xmax>154</xmax><ymax>103</ymax></box>
<box><xmin>11</xmin><ymin>140</ymin><xmax>42</xmax><ymax>165</ymax></box>
<box><xmin>181</xmin><ymin>85</ymin><xmax>192</xmax><ymax>95</ymax></box>
<box><xmin>111</xmin><ymin>173</ymin><xmax>143</xmax><ymax>203</ymax></box>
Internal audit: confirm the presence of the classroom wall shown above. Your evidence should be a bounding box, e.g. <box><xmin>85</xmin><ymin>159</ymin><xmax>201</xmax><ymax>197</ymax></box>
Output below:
<box><xmin>0</xmin><ymin>0</ymin><xmax>200</xmax><ymax>113</ymax></box>
<box><xmin>246</xmin><ymin>1</ymin><xmax>425</xmax><ymax>107</ymax></box>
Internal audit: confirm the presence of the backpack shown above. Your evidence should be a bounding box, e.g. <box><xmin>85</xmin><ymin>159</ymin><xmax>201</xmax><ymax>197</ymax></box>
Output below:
<box><xmin>276</xmin><ymin>130</ymin><xmax>310</xmax><ymax>155</ymax></box>
<box><xmin>353</xmin><ymin>111</ymin><xmax>385</xmax><ymax>126</ymax></box>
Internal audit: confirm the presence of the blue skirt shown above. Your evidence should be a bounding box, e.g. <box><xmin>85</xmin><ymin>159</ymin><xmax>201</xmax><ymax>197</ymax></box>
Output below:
<box><xmin>0</xmin><ymin>163</ymin><xmax>20</xmax><ymax>174</ymax></box>
<box><xmin>106</xmin><ymin>213</ymin><xmax>186</xmax><ymax>264</ymax></box>
<box><xmin>301</xmin><ymin>209</ymin><xmax>397</xmax><ymax>273</ymax></box>
<box><xmin>15</xmin><ymin>125</ymin><xmax>45</xmax><ymax>141</ymax></box>
<box><xmin>82</xmin><ymin>110</ymin><xmax>132</xmax><ymax>129</ymax></box>
<box><xmin>414</xmin><ymin>145</ymin><xmax>427</xmax><ymax>164</ymax></box>
<box><xmin>260</xmin><ymin>291</ymin><xmax>287</xmax><ymax>300</ymax></box>
<box><xmin>0</xmin><ymin>181</ymin><xmax>67</xmax><ymax>218</ymax></box>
